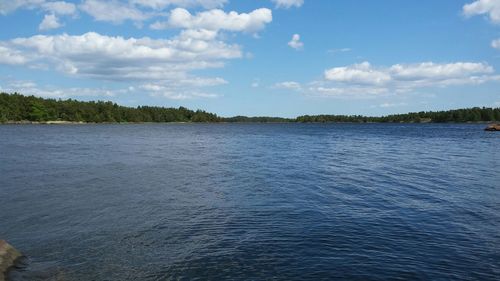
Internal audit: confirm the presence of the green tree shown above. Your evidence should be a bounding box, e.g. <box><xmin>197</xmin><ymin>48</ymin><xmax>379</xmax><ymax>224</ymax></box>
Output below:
<box><xmin>29</xmin><ymin>101</ymin><xmax>49</xmax><ymax>121</ymax></box>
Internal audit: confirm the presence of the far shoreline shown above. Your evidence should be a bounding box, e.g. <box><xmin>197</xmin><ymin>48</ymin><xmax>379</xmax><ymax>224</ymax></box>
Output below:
<box><xmin>0</xmin><ymin>120</ymin><xmax>496</xmax><ymax>125</ymax></box>
<box><xmin>2</xmin><ymin>93</ymin><xmax>499</xmax><ymax>124</ymax></box>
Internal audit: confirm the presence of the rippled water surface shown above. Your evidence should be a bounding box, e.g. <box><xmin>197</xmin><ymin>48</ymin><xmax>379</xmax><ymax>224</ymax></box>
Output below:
<box><xmin>1</xmin><ymin>123</ymin><xmax>499</xmax><ymax>280</ymax></box>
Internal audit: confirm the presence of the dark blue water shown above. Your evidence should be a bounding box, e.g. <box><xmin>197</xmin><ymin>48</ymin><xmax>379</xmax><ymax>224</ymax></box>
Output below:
<box><xmin>0</xmin><ymin>124</ymin><xmax>499</xmax><ymax>280</ymax></box>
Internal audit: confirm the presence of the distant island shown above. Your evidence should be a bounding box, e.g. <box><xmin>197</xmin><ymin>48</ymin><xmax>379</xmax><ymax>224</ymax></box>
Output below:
<box><xmin>1</xmin><ymin>92</ymin><xmax>499</xmax><ymax>124</ymax></box>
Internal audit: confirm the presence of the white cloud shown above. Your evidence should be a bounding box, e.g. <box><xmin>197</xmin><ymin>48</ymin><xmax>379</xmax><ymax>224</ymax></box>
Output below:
<box><xmin>178</xmin><ymin>28</ymin><xmax>218</xmax><ymax>41</ymax></box>
<box><xmin>307</xmin><ymin>84</ymin><xmax>389</xmax><ymax>98</ymax></box>
<box><xmin>79</xmin><ymin>0</ymin><xmax>151</xmax><ymax>24</ymax></box>
<box><xmin>1</xmin><ymin>1</ymin><xmax>74</xmax><ymax>32</ymax></box>
<box><xmin>389</xmin><ymin>62</ymin><xmax>493</xmax><ymax>80</ymax></box>
<box><xmin>8</xmin><ymin>81</ymin><xmax>38</xmax><ymax>89</ymax></box>
<box><xmin>131</xmin><ymin>0</ymin><xmax>228</xmax><ymax>10</ymax></box>
<box><xmin>292</xmin><ymin>61</ymin><xmax>499</xmax><ymax>99</ymax></box>
<box><xmin>1</xmin><ymin>79</ymin><xmax>128</xmax><ymax>99</ymax></box>
<box><xmin>325</xmin><ymin>62</ymin><xmax>391</xmax><ymax>85</ymax></box>
<box><xmin>177</xmin><ymin>77</ymin><xmax>227</xmax><ymax>87</ymax></box>
<box><xmin>141</xmin><ymin>82</ymin><xmax>221</xmax><ymax>100</ymax></box>
<box><xmin>154</xmin><ymin>91</ymin><xmax>219</xmax><ymax>100</ymax></box>
<box><xmin>0</xmin><ymin>46</ymin><xmax>28</xmax><ymax>65</ymax></box>
<box><xmin>0</xmin><ymin>0</ymin><xmax>44</xmax><ymax>14</ymax></box>
<box><xmin>0</xmin><ymin>0</ymin><xmax>75</xmax><ymax>15</ymax></box>
<box><xmin>324</xmin><ymin>61</ymin><xmax>493</xmax><ymax>87</ymax></box>
<box><xmin>150</xmin><ymin>21</ymin><xmax>169</xmax><ymax>30</ymax></box>
<box><xmin>271</xmin><ymin>0</ymin><xmax>304</xmax><ymax>9</ymax></box>
<box><xmin>2</xmin><ymin>0</ymin><xmax>271</xmax><ymax>34</ymax></box>
<box><xmin>0</xmin><ymin>31</ymin><xmax>240</xmax><ymax>80</ymax></box>
<box><xmin>41</xmin><ymin>1</ymin><xmax>76</xmax><ymax>15</ymax></box>
<box><xmin>39</xmin><ymin>14</ymin><xmax>62</xmax><ymax>30</ymax></box>
<box><xmin>288</xmin><ymin>34</ymin><xmax>303</xmax><ymax>50</ymax></box>
<box><xmin>463</xmin><ymin>0</ymin><xmax>500</xmax><ymax>23</ymax></box>
<box><xmin>0</xmin><ymin>31</ymin><xmax>237</xmax><ymax>99</ymax></box>
<box><xmin>153</xmin><ymin>8</ymin><xmax>272</xmax><ymax>33</ymax></box>
<box><xmin>274</xmin><ymin>81</ymin><xmax>302</xmax><ymax>90</ymax></box>
<box><xmin>492</xmin><ymin>38</ymin><xmax>500</xmax><ymax>49</ymax></box>
<box><xmin>378</xmin><ymin>102</ymin><xmax>408</xmax><ymax>108</ymax></box>
<box><xmin>2</xmin><ymin>77</ymin><xmax>223</xmax><ymax>100</ymax></box>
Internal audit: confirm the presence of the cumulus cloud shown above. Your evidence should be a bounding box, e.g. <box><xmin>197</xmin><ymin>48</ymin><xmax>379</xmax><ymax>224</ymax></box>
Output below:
<box><xmin>152</xmin><ymin>8</ymin><xmax>272</xmax><ymax>33</ymax></box>
<box><xmin>0</xmin><ymin>31</ymin><xmax>240</xmax><ymax>79</ymax></box>
<box><xmin>271</xmin><ymin>0</ymin><xmax>304</xmax><ymax>9</ymax></box>
<box><xmin>131</xmin><ymin>0</ymin><xmax>228</xmax><ymax>10</ymax></box>
<box><xmin>292</xmin><ymin>61</ymin><xmax>499</xmax><ymax>99</ymax></box>
<box><xmin>288</xmin><ymin>34</ymin><xmax>303</xmax><ymax>50</ymax></box>
<box><xmin>41</xmin><ymin>1</ymin><xmax>76</xmax><ymax>15</ymax></box>
<box><xmin>2</xmin><ymin>0</ymin><xmax>271</xmax><ymax>34</ymax></box>
<box><xmin>79</xmin><ymin>0</ymin><xmax>151</xmax><ymax>24</ymax></box>
<box><xmin>324</xmin><ymin>61</ymin><xmax>493</xmax><ymax>87</ymax></box>
<box><xmin>389</xmin><ymin>62</ymin><xmax>493</xmax><ymax>80</ymax></box>
<box><xmin>0</xmin><ymin>31</ymin><xmax>239</xmax><ymax>99</ymax></box>
<box><xmin>39</xmin><ymin>14</ymin><xmax>62</xmax><ymax>30</ymax></box>
<box><xmin>0</xmin><ymin>46</ymin><xmax>28</xmax><ymax>65</ymax></box>
<box><xmin>0</xmin><ymin>2</ymin><xmax>274</xmax><ymax>100</ymax></box>
<box><xmin>325</xmin><ymin>62</ymin><xmax>391</xmax><ymax>85</ymax></box>
<box><xmin>463</xmin><ymin>0</ymin><xmax>500</xmax><ymax>23</ymax></box>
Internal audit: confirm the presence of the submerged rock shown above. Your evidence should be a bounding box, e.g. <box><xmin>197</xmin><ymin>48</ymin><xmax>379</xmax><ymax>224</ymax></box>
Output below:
<box><xmin>485</xmin><ymin>124</ymin><xmax>500</xmax><ymax>131</ymax></box>
<box><xmin>0</xmin><ymin>240</ymin><xmax>22</xmax><ymax>281</ymax></box>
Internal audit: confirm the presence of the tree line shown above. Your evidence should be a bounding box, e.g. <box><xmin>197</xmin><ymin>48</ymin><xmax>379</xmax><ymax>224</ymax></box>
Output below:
<box><xmin>296</xmin><ymin>107</ymin><xmax>500</xmax><ymax>123</ymax></box>
<box><xmin>1</xmin><ymin>92</ymin><xmax>499</xmax><ymax>123</ymax></box>
<box><xmin>0</xmin><ymin>93</ymin><xmax>219</xmax><ymax>123</ymax></box>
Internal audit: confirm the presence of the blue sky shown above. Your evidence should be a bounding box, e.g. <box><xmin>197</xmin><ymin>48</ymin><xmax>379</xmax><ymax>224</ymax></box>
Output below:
<box><xmin>0</xmin><ymin>0</ymin><xmax>500</xmax><ymax>117</ymax></box>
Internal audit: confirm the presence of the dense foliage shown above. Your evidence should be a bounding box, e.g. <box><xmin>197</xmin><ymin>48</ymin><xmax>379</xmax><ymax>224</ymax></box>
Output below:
<box><xmin>297</xmin><ymin>107</ymin><xmax>500</xmax><ymax>123</ymax></box>
<box><xmin>1</xmin><ymin>92</ymin><xmax>499</xmax><ymax>123</ymax></box>
<box><xmin>0</xmin><ymin>93</ymin><xmax>220</xmax><ymax>123</ymax></box>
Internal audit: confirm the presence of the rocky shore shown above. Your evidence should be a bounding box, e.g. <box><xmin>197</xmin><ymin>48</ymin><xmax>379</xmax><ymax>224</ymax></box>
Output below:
<box><xmin>0</xmin><ymin>240</ymin><xmax>21</xmax><ymax>281</ymax></box>
<box><xmin>2</xmin><ymin>120</ymin><xmax>86</xmax><ymax>125</ymax></box>
<box><xmin>485</xmin><ymin>124</ymin><xmax>500</xmax><ymax>131</ymax></box>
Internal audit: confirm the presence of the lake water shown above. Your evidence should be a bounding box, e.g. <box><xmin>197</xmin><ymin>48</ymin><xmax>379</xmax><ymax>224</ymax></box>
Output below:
<box><xmin>0</xmin><ymin>123</ymin><xmax>499</xmax><ymax>280</ymax></box>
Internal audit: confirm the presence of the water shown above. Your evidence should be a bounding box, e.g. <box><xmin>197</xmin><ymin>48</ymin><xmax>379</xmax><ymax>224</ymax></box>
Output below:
<box><xmin>0</xmin><ymin>123</ymin><xmax>499</xmax><ymax>280</ymax></box>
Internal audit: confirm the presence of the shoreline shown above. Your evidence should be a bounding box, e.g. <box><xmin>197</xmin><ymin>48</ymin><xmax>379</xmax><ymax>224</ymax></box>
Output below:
<box><xmin>0</xmin><ymin>120</ymin><xmax>496</xmax><ymax>125</ymax></box>
<box><xmin>2</xmin><ymin>93</ymin><xmax>499</xmax><ymax>125</ymax></box>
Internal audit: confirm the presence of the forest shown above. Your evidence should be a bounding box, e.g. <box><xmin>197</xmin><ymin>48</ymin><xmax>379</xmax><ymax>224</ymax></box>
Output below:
<box><xmin>1</xmin><ymin>92</ymin><xmax>499</xmax><ymax>123</ymax></box>
<box><xmin>296</xmin><ymin>107</ymin><xmax>500</xmax><ymax>123</ymax></box>
<box><xmin>0</xmin><ymin>93</ymin><xmax>220</xmax><ymax>123</ymax></box>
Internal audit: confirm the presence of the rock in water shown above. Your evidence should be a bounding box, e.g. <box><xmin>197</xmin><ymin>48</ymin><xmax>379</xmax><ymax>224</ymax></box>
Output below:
<box><xmin>484</xmin><ymin>124</ymin><xmax>500</xmax><ymax>131</ymax></box>
<box><xmin>0</xmin><ymin>240</ymin><xmax>22</xmax><ymax>281</ymax></box>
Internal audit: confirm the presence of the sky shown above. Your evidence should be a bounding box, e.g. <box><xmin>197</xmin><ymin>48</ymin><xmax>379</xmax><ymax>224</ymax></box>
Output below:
<box><xmin>0</xmin><ymin>0</ymin><xmax>500</xmax><ymax>117</ymax></box>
